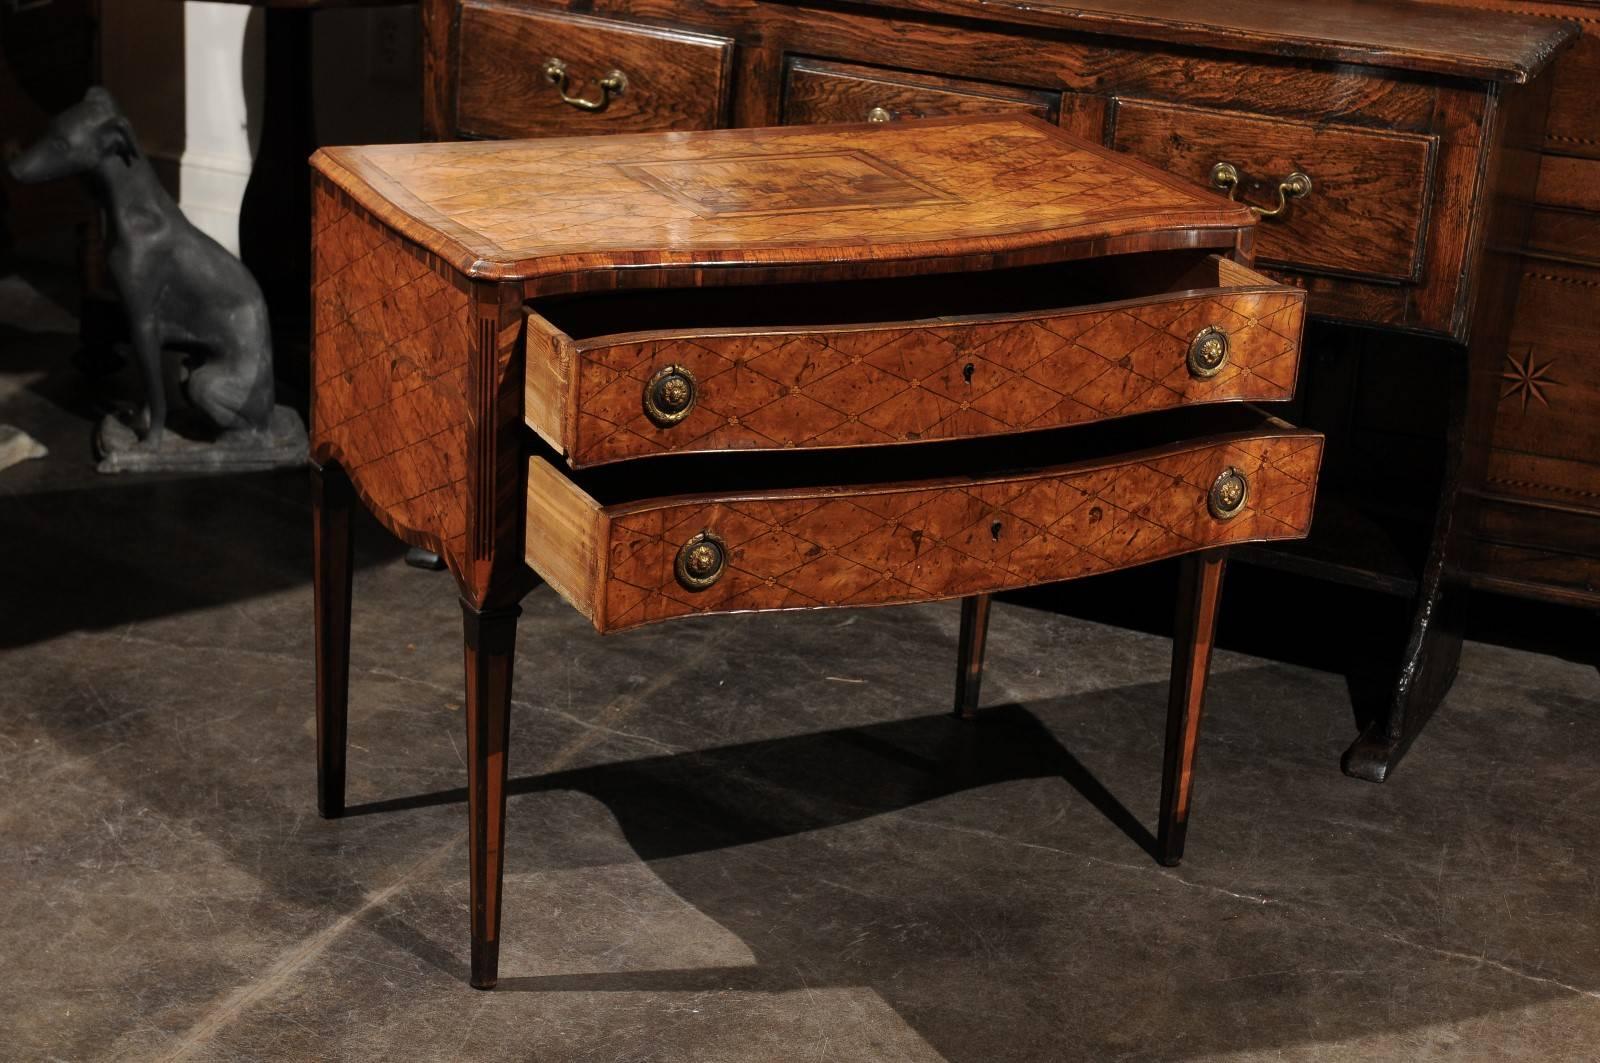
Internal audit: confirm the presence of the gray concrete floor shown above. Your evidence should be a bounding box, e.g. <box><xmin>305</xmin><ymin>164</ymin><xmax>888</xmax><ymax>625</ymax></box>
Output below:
<box><xmin>4</xmin><ymin>275</ymin><xmax>1600</xmax><ymax>1061</ymax></box>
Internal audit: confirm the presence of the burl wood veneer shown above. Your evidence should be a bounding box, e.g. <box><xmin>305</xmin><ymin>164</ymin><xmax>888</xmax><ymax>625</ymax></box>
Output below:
<box><xmin>309</xmin><ymin>116</ymin><xmax>1319</xmax><ymax>989</ymax></box>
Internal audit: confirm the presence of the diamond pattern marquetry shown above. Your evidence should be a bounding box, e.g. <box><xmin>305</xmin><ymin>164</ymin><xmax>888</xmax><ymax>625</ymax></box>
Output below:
<box><xmin>311</xmin><ymin>182</ymin><xmax>476</xmax><ymax>566</ymax></box>
<box><xmin>570</xmin><ymin>289</ymin><xmax>1305</xmax><ymax>465</ymax></box>
<box><xmin>312</xmin><ymin>116</ymin><xmax>1254</xmax><ymax>283</ymax></box>
<box><xmin>596</xmin><ymin>431</ymin><xmax>1323</xmax><ymax>631</ymax></box>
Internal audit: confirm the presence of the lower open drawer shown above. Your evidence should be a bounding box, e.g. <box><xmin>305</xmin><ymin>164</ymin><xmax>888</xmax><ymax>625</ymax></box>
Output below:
<box><xmin>526</xmin><ymin>411</ymin><xmax>1324</xmax><ymax>633</ymax></box>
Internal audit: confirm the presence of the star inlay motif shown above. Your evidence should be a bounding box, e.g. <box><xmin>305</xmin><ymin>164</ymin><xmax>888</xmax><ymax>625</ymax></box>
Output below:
<box><xmin>1501</xmin><ymin>348</ymin><xmax>1561</xmax><ymax>413</ymax></box>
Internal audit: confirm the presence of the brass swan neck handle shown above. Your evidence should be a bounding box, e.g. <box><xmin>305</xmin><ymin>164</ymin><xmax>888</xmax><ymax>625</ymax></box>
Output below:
<box><xmin>542</xmin><ymin>57</ymin><xmax>628</xmax><ymax>112</ymax></box>
<box><xmin>1209</xmin><ymin>162</ymin><xmax>1313</xmax><ymax>220</ymax></box>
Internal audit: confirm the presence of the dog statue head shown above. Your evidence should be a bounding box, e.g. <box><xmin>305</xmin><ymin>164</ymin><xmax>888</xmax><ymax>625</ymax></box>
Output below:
<box><xmin>10</xmin><ymin>86</ymin><xmax>139</xmax><ymax>185</ymax></box>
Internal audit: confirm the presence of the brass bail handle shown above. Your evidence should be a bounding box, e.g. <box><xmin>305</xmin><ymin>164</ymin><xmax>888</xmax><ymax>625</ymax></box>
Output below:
<box><xmin>542</xmin><ymin>57</ymin><xmax>628</xmax><ymax>112</ymax></box>
<box><xmin>1209</xmin><ymin>162</ymin><xmax>1312</xmax><ymax>220</ymax></box>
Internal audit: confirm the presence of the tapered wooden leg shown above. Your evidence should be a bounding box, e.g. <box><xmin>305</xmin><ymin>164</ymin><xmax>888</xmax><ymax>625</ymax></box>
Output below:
<box><xmin>312</xmin><ymin>461</ymin><xmax>354</xmax><ymax>820</ymax></box>
<box><xmin>462</xmin><ymin>600</ymin><xmax>521</xmax><ymax>990</ymax></box>
<box><xmin>954</xmin><ymin>594</ymin><xmax>993</xmax><ymax>718</ymax></box>
<box><xmin>1157</xmin><ymin>549</ymin><xmax>1228</xmax><ymax>867</ymax></box>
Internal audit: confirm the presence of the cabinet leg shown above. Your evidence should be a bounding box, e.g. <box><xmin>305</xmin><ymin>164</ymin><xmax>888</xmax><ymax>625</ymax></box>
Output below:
<box><xmin>1157</xmin><ymin>549</ymin><xmax>1227</xmax><ymax>867</ymax></box>
<box><xmin>954</xmin><ymin>594</ymin><xmax>992</xmax><ymax>719</ymax></box>
<box><xmin>1342</xmin><ymin>355</ymin><xmax>1470</xmax><ymax>783</ymax></box>
<box><xmin>312</xmin><ymin>461</ymin><xmax>354</xmax><ymax>820</ymax></box>
<box><xmin>462</xmin><ymin>600</ymin><xmax>521</xmax><ymax>990</ymax></box>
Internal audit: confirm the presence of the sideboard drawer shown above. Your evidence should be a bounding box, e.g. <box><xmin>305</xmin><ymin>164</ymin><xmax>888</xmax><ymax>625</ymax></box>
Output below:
<box><xmin>455</xmin><ymin>2</ymin><xmax>735</xmax><ymax>138</ymax></box>
<box><xmin>781</xmin><ymin>57</ymin><xmax>1059</xmax><ymax>125</ymax></box>
<box><xmin>1108</xmin><ymin>98</ymin><xmax>1437</xmax><ymax>284</ymax></box>
<box><xmin>525</xmin><ymin>252</ymin><xmax>1306</xmax><ymax>467</ymax></box>
<box><xmin>525</xmin><ymin>413</ymin><xmax>1324</xmax><ymax>632</ymax></box>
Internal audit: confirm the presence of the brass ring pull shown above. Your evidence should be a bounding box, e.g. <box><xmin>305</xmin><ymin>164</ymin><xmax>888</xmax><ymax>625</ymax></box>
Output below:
<box><xmin>866</xmin><ymin>106</ymin><xmax>894</xmax><ymax>123</ymax></box>
<box><xmin>1209</xmin><ymin>162</ymin><xmax>1312</xmax><ymax>220</ymax></box>
<box><xmin>675</xmin><ymin>531</ymin><xmax>726</xmax><ymax>591</ymax></box>
<box><xmin>1208</xmin><ymin>467</ymin><xmax>1249</xmax><ymax>521</ymax></box>
<box><xmin>1187</xmin><ymin>326</ymin><xmax>1230</xmax><ymax>379</ymax></box>
<box><xmin>643</xmin><ymin>365</ymin><xmax>697</xmax><ymax>428</ymax></box>
<box><xmin>542</xmin><ymin>57</ymin><xmax>628</xmax><ymax>112</ymax></box>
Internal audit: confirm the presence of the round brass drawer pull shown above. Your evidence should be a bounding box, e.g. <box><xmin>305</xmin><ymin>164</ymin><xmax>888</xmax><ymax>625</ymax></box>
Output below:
<box><xmin>1208</xmin><ymin>467</ymin><xmax>1249</xmax><ymax>521</ymax></box>
<box><xmin>675</xmin><ymin>531</ymin><xmax>726</xmax><ymax>591</ymax></box>
<box><xmin>1188</xmin><ymin>326</ymin><xmax>1230</xmax><ymax>379</ymax></box>
<box><xmin>866</xmin><ymin>106</ymin><xmax>894</xmax><ymax>123</ymax></box>
<box><xmin>643</xmin><ymin>365</ymin><xmax>697</xmax><ymax>428</ymax></box>
<box><xmin>542</xmin><ymin>57</ymin><xmax>628</xmax><ymax>112</ymax></box>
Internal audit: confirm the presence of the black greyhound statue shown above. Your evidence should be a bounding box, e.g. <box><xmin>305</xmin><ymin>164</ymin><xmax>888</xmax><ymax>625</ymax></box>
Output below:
<box><xmin>9</xmin><ymin>87</ymin><xmax>305</xmax><ymax>471</ymax></box>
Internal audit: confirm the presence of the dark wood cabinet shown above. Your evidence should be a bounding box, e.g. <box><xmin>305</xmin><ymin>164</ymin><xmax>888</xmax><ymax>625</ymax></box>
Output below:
<box><xmin>780</xmin><ymin>58</ymin><xmax>1060</xmax><ymax>125</ymax></box>
<box><xmin>1419</xmin><ymin>0</ymin><xmax>1600</xmax><ymax>607</ymax></box>
<box><xmin>418</xmin><ymin>0</ymin><xmax>1581</xmax><ymax>780</ymax></box>
<box><xmin>454</xmin><ymin>2</ymin><xmax>736</xmax><ymax>137</ymax></box>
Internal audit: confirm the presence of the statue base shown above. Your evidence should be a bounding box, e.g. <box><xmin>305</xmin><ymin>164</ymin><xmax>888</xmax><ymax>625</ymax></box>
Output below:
<box><xmin>96</xmin><ymin>406</ymin><xmax>309</xmax><ymax>474</ymax></box>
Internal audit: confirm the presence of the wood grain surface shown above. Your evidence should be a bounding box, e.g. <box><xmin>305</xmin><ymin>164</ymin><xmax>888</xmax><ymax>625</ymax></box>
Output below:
<box><xmin>455</xmin><ymin>2</ymin><xmax>735</xmax><ymax>138</ymax></box>
<box><xmin>310</xmin><ymin>180</ymin><xmax>477</xmax><ymax>571</ymax></box>
<box><xmin>527</xmin><ymin>256</ymin><xmax>1306</xmax><ymax>465</ymax></box>
<box><xmin>812</xmin><ymin>0</ymin><xmax>1574</xmax><ymax>82</ymax></box>
<box><xmin>310</xmin><ymin>115</ymin><xmax>1256</xmax><ymax>286</ymax></box>
<box><xmin>1413</xmin><ymin>0</ymin><xmax>1600</xmax><ymax>602</ymax></box>
<box><xmin>1108</xmin><ymin>98</ymin><xmax>1436</xmax><ymax>284</ymax></box>
<box><xmin>781</xmin><ymin>57</ymin><xmax>1058</xmax><ymax>125</ymax></box>
<box><xmin>525</xmin><ymin>424</ymin><xmax>1324</xmax><ymax>632</ymax></box>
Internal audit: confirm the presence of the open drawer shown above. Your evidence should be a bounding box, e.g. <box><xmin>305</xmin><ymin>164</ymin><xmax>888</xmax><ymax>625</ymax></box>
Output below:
<box><xmin>525</xmin><ymin>409</ymin><xmax>1324</xmax><ymax>633</ymax></box>
<box><xmin>525</xmin><ymin>251</ymin><xmax>1306</xmax><ymax>468</ymax></box>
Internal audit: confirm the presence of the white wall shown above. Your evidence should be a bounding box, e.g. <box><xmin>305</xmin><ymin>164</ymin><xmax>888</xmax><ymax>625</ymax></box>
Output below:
<box><xmin>177</xmin><ymin>2</ymin><xmax>262</xmax><ymax>254</ymax></box>
<box><xmin>100</xmin><ymin>0</ymin><xmax>261</xmax><ymax>254</ymax></box>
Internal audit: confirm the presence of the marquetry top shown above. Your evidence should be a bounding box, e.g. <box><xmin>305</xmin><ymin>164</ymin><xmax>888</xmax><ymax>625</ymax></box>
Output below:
<box><xmin>311</xmin><ymin>115</ymin><xmax>1257</xmax><ymax>285</ymax></box>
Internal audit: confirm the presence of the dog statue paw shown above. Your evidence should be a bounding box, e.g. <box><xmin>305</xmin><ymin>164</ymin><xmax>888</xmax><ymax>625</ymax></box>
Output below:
<box><xmin>10</xmin><ymin>87</ymin><xmax>306</xmax><ymax>475</ymax></box>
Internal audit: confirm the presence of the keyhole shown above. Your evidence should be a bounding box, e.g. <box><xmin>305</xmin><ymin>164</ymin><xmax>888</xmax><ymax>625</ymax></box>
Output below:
<box><xmin>990</xmin><ymin>520</ymin><xmax>1003</xmax><ymax>541</ymax></box>
<box><xmin>963</xmin><ymin>363</ymin><xmax>975</xmax><ymax>383</ymax></box>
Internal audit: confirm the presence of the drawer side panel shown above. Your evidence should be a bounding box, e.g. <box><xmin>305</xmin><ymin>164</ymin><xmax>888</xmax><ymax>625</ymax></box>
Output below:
<box><xmin>525</xmin><ymin>457</ymin><xmax>608</xmax><ymax>624</ymax></box>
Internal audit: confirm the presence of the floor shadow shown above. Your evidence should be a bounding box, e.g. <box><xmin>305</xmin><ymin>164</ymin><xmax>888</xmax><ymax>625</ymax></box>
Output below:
<box><xmin>0</xmin><ymin>289</ymin><xmax>406</xmax><ymax>648</ymax></box>
<box><xmin>0</xmin><ymin>463</ymin><xmax>406</xmax><ymax>649</ymax></box>
<box><xmin>345</xmin><ymin>702</ymin><xmax>1161</xmax><ymax>863</ymax></box>
<box><xmin>334</xmin><ymin>672</ymin><xmax>1579</xmax><ymax>1061</ymax></box>
<box><xmin>999</xmin><ymin>557</ymin><xmax>1563</xmax><ymax>737</ymax></box>
<box><xmin>18</xmin><ymin>609</ymin><xmax>1585</xmax><ymax>1061</ymax></box>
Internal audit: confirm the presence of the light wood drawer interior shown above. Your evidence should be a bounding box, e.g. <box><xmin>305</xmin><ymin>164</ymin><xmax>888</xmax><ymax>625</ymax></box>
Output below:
<box><xmin>455</xmin><ymin>2</ymin><xmax>735</xmax><ymax>138</ymax></box>
<box><xmin>1108</xmin><ymin>98</ymin><xmax>1437</xmax><ymax>284</ymax></box>
<box><xmin>525</xmin><ymin>408</ymin><xmax>1324</xmax><ymax>632</ymax></box>
<box><xmin>525</xmin><ymin>251</ymin><xmax>1306</xmax><ymax>467</ymax></box>
<box><xmin>781</xmin><ymin>57</ymin><xmax>1059</xmax><ymax>125</ymax></box>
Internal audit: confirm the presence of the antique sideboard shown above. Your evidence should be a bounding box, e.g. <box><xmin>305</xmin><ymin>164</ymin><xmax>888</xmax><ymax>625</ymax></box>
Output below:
<box><xmin>415</xmin><ymin>0</ymin><xmax>1579</xmax><ymax>779</ymax></box>
<box><xmin>1418</xmin><ymin>0</ymin><xmax>1600</xmax><ymax>608</ymax></box>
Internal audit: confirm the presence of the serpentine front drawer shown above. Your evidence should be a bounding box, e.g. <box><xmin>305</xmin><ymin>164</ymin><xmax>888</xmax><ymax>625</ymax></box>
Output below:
<box><xmin>524</xmin><ymin>412</ymin><xmax>1325</xmax><ymax>633</ymax></box>
<box><xmin>524</xmin><ymin>252</ymin><xmax>1307</xmax><ymax>467</ymax></box>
